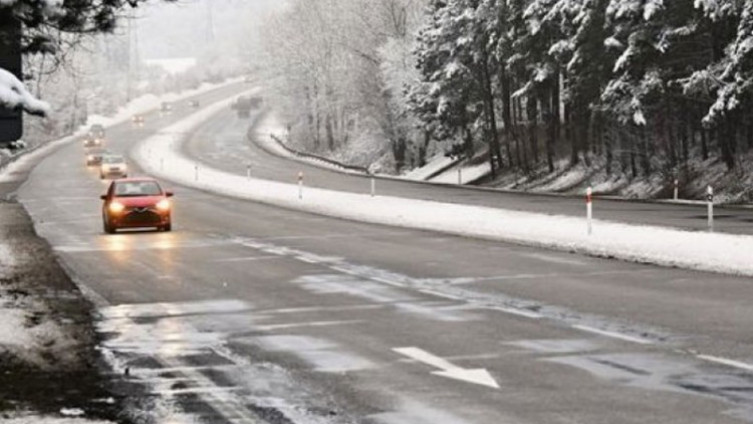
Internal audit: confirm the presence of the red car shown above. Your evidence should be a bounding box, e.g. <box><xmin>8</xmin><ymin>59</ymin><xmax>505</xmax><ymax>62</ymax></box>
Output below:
<box><xmin>101</xmin><ymin>178</ymin><xmax>173</xmax><ymax>233</ymax></box>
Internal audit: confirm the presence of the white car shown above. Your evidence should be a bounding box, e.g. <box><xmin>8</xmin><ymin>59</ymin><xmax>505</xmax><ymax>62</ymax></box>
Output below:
<box><xmin>100</xmin><ymin>154</ymin><xmax>128</xmax><ymax>179</ymax></box>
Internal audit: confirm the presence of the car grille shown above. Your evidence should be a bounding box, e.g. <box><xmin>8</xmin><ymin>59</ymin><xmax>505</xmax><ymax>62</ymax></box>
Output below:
<box><xmin>122</xmin><ymin>209</ymin><xmax>162</xmax><ymax>225</ymax></box>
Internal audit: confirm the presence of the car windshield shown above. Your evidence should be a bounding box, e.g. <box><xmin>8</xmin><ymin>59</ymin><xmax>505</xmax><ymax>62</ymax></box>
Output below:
<box><xmin>104</xmin><ymin>156</ymin><xmax>125</xmax><ymax>164</ymax></box>
<box><xmin>114</xmin><ymin>181</ymin><xmax>162</xmax><ymax>197</ymax></box>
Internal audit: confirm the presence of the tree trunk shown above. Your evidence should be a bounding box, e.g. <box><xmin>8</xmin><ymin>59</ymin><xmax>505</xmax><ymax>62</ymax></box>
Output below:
<box><xmin>527</xmin><ymin>94</ymin><xmax>539</xmax><ymax>168</ymax></box>
<box><xmin>501</xmin><ymin>68</ymin><xmax>514</xmax><ymax>168</ymax></box>
<box><xmin>325</xmin><ymin>114</ymin><xmax>335</xmax><ymax>151</ymax></box>
<box><xmin>546</xmin><ymin>78</ymin><xmax>560</xmax><ymax>173</ymax></box>
<box><xmin>480</xmin><ymin>59</ymin><xmax>502</xmax><ymax>174</ymax></box>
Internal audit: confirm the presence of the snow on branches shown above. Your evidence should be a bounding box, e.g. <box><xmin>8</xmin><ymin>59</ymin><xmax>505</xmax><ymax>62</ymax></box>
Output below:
<box><xmin>0</xmin><ymin>67</ymin><xmax>49</xmax><ymax>116</ymax></box>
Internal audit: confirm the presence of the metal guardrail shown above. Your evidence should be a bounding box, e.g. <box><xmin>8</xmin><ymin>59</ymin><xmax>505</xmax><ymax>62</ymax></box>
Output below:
<box><xmin>265</xmin><ymin>133</ymin><xmax>370</xmax><ymax>174</ymax></box>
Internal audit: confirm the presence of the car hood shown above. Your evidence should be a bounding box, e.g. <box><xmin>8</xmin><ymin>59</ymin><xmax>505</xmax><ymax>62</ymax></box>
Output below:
<box><xmin>112</xmin><ymin>196</ymin><xmax>164</xmax><ymax>208</ymax></box>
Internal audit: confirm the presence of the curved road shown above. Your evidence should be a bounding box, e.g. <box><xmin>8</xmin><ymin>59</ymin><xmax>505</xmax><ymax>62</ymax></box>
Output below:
<box><xmin>185</xmin><ymin>108</ymin><xmax>753</xmax><ymax>235</ymax></box>
<box><xmin>13</xmin><ymin>90</ymin><xmax>753</xmax><ymax>423</ymax></box>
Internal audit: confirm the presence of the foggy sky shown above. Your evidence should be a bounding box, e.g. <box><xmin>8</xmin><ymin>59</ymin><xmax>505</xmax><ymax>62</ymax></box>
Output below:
<box><xmin>134</xmin><ymin>0</ymin><xmax>287</xmax><ymax>60</ymax></box>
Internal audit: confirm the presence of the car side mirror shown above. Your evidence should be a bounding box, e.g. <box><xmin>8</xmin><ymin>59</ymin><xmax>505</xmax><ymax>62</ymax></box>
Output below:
<box><xmin>165</xmin><ymin>191</ymin><xmax>174</xmax><ymax>198</ymax></box>
<box><xmin>100</xmin><ymin>195</ymin><xmax>108</xmax><ymax>201</ymax></box>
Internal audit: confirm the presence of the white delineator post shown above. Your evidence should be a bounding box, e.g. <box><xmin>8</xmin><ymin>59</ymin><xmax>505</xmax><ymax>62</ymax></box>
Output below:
<box><xmin>707</xmin><ymin>185</ymin><xmax>714</xmax><ymax>232</ymax></box>
<box><xmin>371</xmin><ymin>176</ymin><xmax>376</xmax><ymax>197</ymax></box>
<box><xmin>458</xmin><ymin>167</ymin><xmax>462</xmax><ymax>185</ymax></box>
<box><xmin>673</xmin><ymin>179</ymin><xmax>679</xmax><ymax>201</ymax></box>
<box><xmin>298</xmin><ymin>171</ymin><xmax>304</xmax><ymax>200</ymax></box>
<box><xmin>586</xmin><ymin>187</ymin><xmax>593</xmax><ymax>235</ymax></box>
<box><xmin>247</xmin><ymin>164</ymin><xmax>251</xmax><ymax>180</ymax></box>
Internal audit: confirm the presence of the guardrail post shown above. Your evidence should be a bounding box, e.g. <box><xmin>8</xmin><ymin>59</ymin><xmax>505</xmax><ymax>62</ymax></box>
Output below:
<box><xmin>673</xmin><ymin>178</ymin><xmax>679</xmax><ymax>201</ymax></box>
<box><xmin>586</xmin><ymin>187</ymin><xmax>593</xmax><ymax>236</ymax></box>
<box><xmin>298</xmin><ymin>171</ymin><xmax>303</xmax><ymax>200</ymax></box>
<box><xmin>707</xmin><ymin>185</ymin><xmax>714</xmax><ymax>232</ymax></box>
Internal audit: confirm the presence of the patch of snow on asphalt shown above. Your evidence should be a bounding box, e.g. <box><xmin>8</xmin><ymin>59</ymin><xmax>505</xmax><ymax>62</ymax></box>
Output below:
<box><xmin>132</xmin><ymin>100</ymin><xmax>753</xmax><ymax>277</ymax></box>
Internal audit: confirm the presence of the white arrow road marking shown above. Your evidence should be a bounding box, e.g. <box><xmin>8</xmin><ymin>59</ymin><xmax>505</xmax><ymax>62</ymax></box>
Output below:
<box><xmin>393</xmin><ymin>347</ymin><xmax>500</xmax><ymax>389</ymax></box>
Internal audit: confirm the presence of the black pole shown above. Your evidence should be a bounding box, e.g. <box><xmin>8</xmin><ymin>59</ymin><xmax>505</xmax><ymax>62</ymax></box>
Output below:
<box><xmin>0</xmin><ymin>12</ymin><xmax>22</xmax><ymax>144</ymax></box>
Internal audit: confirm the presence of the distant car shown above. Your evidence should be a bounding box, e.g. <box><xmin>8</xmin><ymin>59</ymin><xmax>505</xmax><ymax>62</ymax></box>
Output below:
<box><xmin>85</xmin><ymin>148</ymin><xmax>107</xmax><ymax>167</ymax></box>
<box><xmin>160</xmin><ymin>102</ymin><xmax>173</xmax><ymax>114</ymax></box>
<box><xmin>231</xmin><ymin>96</ymin><xmax>253</xmax><ymax>118</ymax></box>
<box><xmin>101</xmin><ymin>178</ymin><xmax>173</xmax><ymax>234</ymax></box>
<box><xmin>188</xmin><ymin>99</ymin><xmax>200</xmax><ymax>108</ymax></box>
<box><xmin>89</xmin><ymin>124</ymin><xmax>106</xmax><ymax>139</ymax></box>
<box><xmin>100</xmin><ymin>154</ymin><xmax>128</xmax><ymax>180</ymax></box>
<box><xmin>132</xmin><ymin>114</ymin><xmax>145</xmax><ymax>126</ymax></box>
<box><xmin>83</xmin><ymin>133</ymin><xmax>104</xmax><ymax>148</ymax></box>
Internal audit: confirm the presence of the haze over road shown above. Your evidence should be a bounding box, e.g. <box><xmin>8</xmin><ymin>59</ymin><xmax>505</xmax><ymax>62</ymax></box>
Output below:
<box><xmin>15</xmin><ymin>86</ymin><xmax>753</xmax><ymax>423</ymax></box>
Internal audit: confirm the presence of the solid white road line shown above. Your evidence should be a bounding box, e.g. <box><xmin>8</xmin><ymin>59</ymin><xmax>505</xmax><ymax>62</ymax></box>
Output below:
<box><xmin>697</xmin><ymin>354</ymin><xmax>753</xmax><ymax>372</ymax></box>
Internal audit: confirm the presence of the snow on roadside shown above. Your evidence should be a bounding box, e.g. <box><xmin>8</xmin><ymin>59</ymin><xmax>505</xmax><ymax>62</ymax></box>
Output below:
<box><xmin>0</xmin><ymin>78</ymin><xmax>243</xmax><ymax>184</ymax></box>
<box><xmin>0</xmin><ymin>289</ymin><xmax>79</xmax><ymax>367</ymax></box>
<box><xmin>402</xmin><ymin>154</ymin><xmax>456</xmax><ymax>181</ymax></box>
<box><xmin>1</xmin><ymin>416</ymin><xmax>115</xmax><ymax>424</ymax></box>
<box><xmin>251</xmin><ymin>112</ymin><xmax>368</xmax><ymax>174</ymax></box>
<box><xmin>133</xmin><ymin>102</ymin><xmax>753</xmax><ymax>277</ymax></box>
<box><xmin>429</xmin><ymin>161</ymin><xmax>490</xmax><ymax>184</ymax></box>
<box><xmin>85</xmin><ymin>77</ymin><xmax>243</xmax><ymax>129</ymax></box>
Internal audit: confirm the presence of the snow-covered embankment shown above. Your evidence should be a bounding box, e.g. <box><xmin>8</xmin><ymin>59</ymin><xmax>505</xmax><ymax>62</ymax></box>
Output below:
<box><xmin>133</xmin><ymin>104</ymin><xmax>753</xmax><ymax>277</ymax></box>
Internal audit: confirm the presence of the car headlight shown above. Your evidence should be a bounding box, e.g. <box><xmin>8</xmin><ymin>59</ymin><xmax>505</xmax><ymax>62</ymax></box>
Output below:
<box><xmin>156</xmin><ymin>199</ymin><xmax>171</xmax><ymax>211</ymax></box>
<box><xmin>109</xmin><ymin>202</ymin><xmax>125</xmax><ymax>214</ymax></box>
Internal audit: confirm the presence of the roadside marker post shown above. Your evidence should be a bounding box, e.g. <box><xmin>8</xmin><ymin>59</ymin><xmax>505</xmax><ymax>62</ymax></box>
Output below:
<box><xmin>458</xmin><ymin>168</ymin><xmax>462</xmax><ymax>185</ymax></box>
<box><xmin>370</xmin><ymin>176</ymin><xmax>376</xmax><ymax>197</ymax></box>
<box><xmin>707</xmin><ymin>186</ymin><xmax>714</xmax><ymax>232</ymax></box>
<box><xmin>298</xmin><ymin>171</ymin><xmax>303</xmax><ymax>200</ymax></box>
<box><xmin>195</xmin><ymin>164</ymin><xmax>199</xmax><ymax>182</ymax></box>
<box><xmin>674</xmin><ymin>179</ymin><xmax>679</xmax><ymax>201</ymax></box>
<box><xmin>586</xmin><ymin>187</ymin><xmax>593</xmax><ymax>236</ymax></box>
<box><xmin>247</xmin><ymin>164</ymin><xmax>251</xmax><ymax>180</ymax></box>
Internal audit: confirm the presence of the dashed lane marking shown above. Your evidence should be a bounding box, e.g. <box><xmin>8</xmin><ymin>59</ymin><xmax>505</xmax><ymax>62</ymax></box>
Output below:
<box><xmin>572</xmin><ymin>325</ymin><xmax>653</xmax><ymax>345</ymax></box>
<box><xmin>253</xmin><ymin>319</ymin><xmax>363</xmax><ymax>332</ymax></box>
<box><xmin>211</xmin><ymin>255</ymin><xmax>284</xmax><ymax>263</ymax></box>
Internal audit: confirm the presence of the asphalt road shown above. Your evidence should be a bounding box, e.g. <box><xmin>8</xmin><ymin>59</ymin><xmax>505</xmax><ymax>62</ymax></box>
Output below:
<box><xmin>185</xmin><ymin>108</ymin><xmax>753</xmax><ymax>235</ymax></box>
<box><xmin>14</xmin><ymin>87</ymin><xmax>753</xmax><ymax>423</ymax></box>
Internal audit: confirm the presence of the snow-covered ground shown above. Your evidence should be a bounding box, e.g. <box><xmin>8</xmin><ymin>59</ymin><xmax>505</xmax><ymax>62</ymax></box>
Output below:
<box><xmin>133</xmin><ymin>103</ymin><xmax>753</xmax><ymax>277</ymax></box>
<box><xmin>429</xmin><ymin>161</ymin><xmax>490</xmax><ymax>184</ymax></box>
<box><xmin>2</xmin><ymin>416</ymin><xmax>115</xmax><ymax>424</ymax></box>
<box><xmin>85</xmin><ymin>77</ymin><xmax>243</xmax><ymax>129</ymax></box>
<box><xmin>402</xmin><ymin>154</ymin><xmax>457</xmax><ymax>181</ymax></box>
<box><xmin>253</xmin><ymin>113</ymin><xmax>369</xmax><ymax>174</ymax></box>
<box><xmin>0</xmin><ymin>78</ymin><xmax>243</xmax><ymax>185</ymax></box>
